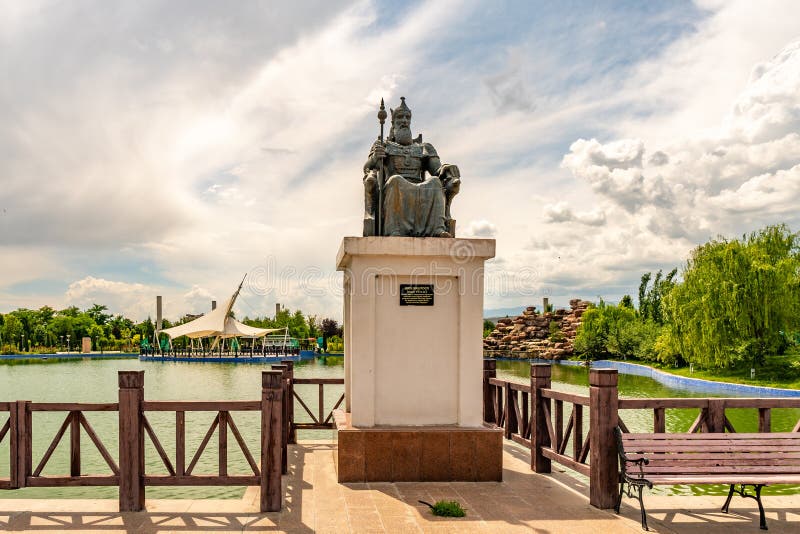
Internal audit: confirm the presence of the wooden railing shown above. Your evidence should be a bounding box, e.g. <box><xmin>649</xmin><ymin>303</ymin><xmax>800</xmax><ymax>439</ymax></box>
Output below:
<box><xmin>140</xmin><ymin>401</ymin><xmax>262</xmax><ymax>487</ymax></box>
<box><xmin>273</xmin><ymin>360</ymin><xmax>344</xmax><ymax>440</ymax></box>
<box><xmin>27</xmin><ymin>402</ymin><xmax>120</xmax><ymax>488</ymax></box>
<box><xmin>482</xmin><ymin>360</ymin><xmax>800</xmax><ymax>509</ymax></box>
<box><xmin>291</xmin><ymin>379</ymin><xmax>345</xmax><ymax>432</ymax></box>
<box><xmin>0</xmin><ymin>370</ymin><xmax>284</xmax><ymax>512</ymax></box>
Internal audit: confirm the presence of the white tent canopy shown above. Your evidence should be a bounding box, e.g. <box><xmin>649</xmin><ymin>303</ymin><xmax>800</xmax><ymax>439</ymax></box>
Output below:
<box><xmin>159</xmin><ymin>278</ymin><xmax>284</xmax><ymax>340</ymax></box>
<box><xmin>218</xmin><ymin>317</ymin><xmax>284</xmax><ymax>339</ymax></box>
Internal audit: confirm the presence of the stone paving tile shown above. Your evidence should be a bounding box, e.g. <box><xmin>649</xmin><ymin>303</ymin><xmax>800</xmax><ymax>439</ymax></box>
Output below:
<box><xmin>1</xmin><ymin>442</ymin><xmax>798</xmax><ymax>532</ymax></box>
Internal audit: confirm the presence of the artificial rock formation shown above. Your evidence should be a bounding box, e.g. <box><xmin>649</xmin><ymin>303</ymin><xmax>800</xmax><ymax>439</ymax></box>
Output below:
<box><xmin>483</xmin><ymin>299</ymin><xmax>591</xmax><ymax>359</ymax></box>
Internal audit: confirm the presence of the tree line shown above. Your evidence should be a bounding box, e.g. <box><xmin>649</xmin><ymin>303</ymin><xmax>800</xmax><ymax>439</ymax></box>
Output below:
<box><xmin>574</xmin><ymin>224</ymin><xmax>800</xmax><ymax>370</ymax></box>
<box><xmin>0</xmin><ymin>303</ymin><xmax>344</xmax><ymax>354</ymax></box>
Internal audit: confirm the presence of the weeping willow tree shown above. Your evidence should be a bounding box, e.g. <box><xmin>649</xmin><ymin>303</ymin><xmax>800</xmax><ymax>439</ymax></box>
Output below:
<box><xmin>660</xmin><ymin>224</ymin><xmax>800</xmax><ymax>368</ymax></box>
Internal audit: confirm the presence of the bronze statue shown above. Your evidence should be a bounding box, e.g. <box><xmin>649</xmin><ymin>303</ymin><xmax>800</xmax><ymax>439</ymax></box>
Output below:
<box><xmin>363</xmin><ymin>97</ymin><xmax>460</xmax><ymax>237</ymax></box>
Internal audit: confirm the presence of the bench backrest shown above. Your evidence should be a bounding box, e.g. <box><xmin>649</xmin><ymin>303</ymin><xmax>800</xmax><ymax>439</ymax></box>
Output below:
<box><xmin>618</xmin><ymin>432</ymin><xmax>800</xmax><ymax>476</ymax></box>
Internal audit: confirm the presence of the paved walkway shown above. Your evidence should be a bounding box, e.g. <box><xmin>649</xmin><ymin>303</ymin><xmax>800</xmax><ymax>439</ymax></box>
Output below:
<box><xmin>0</xmin><ymin>442</ymin><xmax>797</xmax><ymax>532</ymax></box>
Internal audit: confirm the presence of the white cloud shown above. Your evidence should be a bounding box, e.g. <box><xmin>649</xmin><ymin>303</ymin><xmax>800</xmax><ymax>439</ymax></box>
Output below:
<box><xmin>543</xmin><ymin>202</ymin><xmax>606</xmax><ymax>226</ymax></box>
<box><xmin>561</xmin><ymin>139</ymin><xmax>675</xmax><ymax>213</ymax></box>
<box><xmin>65</xmin><ymin>277</ymin><xmax>156</xmax><ymax>319</ymax></box>
<box><xmin>464</xmin><ymin>219</ymin><xmax>498</xmax><ymax>238</ymax></box>
<box><xmin>561</xmin><ymin>38</ymin><xmax>800</xmax><ymax>245</ymax></box>
<box><xmin>183</xmin><ymin>285</ymin><xmax>216</xmax><ymax>313</ymax></box>
<box><xmin>3</xmin><ymin>1</ymin><xmax>800</xmax><ymax>317</ymax></box>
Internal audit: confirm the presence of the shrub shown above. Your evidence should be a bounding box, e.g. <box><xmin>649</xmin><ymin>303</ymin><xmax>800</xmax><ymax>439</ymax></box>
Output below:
<box><xmin>549</xmin><ymin>321</ymin><xmax>565</xmax><ymax>343</ymax></box>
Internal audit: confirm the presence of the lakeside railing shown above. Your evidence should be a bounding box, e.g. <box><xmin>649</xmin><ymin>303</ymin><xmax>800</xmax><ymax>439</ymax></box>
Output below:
<box><xmin>0</xmin><ymin>370</ymin><xmax>284</xmax><ymax>512</ymax></box>
<box><xmin>0</xmin><ymin>361</ymin><xmax>344</xmax><ymax>512</ymax></box>
<box><xmin>483</xmin><ymin>360</ymin><xmax>800</xmax><ymax>508</ymax></box>
<box><xmin>273</xmin><ymin>361</ymin><xmax>345</xmax><ymax>439</ymax></box>
<box><xmin>139</xmin><ymin>346</ymin><xmax>302</xmax><ymax>357</ymax></box>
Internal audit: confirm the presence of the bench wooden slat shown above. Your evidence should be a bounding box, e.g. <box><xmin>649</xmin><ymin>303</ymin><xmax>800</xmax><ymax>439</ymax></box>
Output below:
<box><xmin>620</xmin><ymin>431</ymin><xmax>800</xmax><ymax>480</ymax></box>
<box><xmin>618</xmin><ymin>428</ymin><xmax>800</xmax><ymax>532</ymax></box>
<box><xmin>625</xmin><ymin>452</ymin><xmax>800</xmax><ymax>460</ymax></box>
<box><xmin>623</xmin><ymin>433</ymin><xmax>798</xmax><ymax>442</ymax></box>
<box><xmin>637</xmin><ymin>465</ymin><xmax>800</xmax><ymax>474</ymax></box>
<box><xmin>630</xmin><ymin>459</ymin><xmax>800</xmax><ymax>468</ymax></box>
<box><xmin>643</xmin><ymin>475</ymin><xmax>800</xmax><ymax>485</ymax></box>
<box><xmin>622</xmin><ymin>432</ymin><xmax>800</xmax><ymax>441</ymax></box>
<box><xmin>622</xmin><ymin>444</ymin><xmax>800</xmax><ymax>452</ymax></box>
<box><xmin>623</xmin><ymin>436</ymin><xmax>800</xmax><ymax>444</ymax></box>
<box><xmin>623</xmin><ymin>439</ymin><xmax>800</xmax><ymax>447</ymax></box>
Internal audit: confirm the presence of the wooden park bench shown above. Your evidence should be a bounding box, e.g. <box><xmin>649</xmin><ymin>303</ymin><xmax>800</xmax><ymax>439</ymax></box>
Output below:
<box><xmin>614</xmin><ymin>428</ymin><xmax>800</xmax><ymax>530</ymax></box>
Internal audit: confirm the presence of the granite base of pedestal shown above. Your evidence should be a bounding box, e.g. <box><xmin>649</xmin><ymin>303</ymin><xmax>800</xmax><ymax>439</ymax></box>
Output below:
<box><xmin>333</xmin><ymin>410</ymin><xmax>503</xmax><ymax>483</ymax></box>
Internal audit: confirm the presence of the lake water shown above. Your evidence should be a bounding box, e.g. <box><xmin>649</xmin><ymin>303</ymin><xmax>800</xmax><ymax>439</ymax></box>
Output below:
<box><xmin>1</xmin><ymin>357</ymin><xmax>797</xmax><ymax>498</ymax></box>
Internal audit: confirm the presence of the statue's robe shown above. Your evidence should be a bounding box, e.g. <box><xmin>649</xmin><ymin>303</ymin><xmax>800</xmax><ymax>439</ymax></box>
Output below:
<box><xmin>377</xmin><ymin>140</ymin><xmax>447</xmax><ymax>237</ymax></box>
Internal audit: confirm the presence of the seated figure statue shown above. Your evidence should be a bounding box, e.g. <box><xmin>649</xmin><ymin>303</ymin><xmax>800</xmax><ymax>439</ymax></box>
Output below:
<box><xmin>363</xmin><ymin>97</ymin><xmax>460</xmax><ymax>237</ymax></box>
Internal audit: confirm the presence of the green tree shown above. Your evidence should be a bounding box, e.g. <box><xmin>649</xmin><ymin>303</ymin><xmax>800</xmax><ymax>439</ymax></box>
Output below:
<box><xmin>2</xmin><ymin>314</ymin><xmax>24</xmax><ymax>350</ymax></box>
<box><xmin>574</xmin><ymin>300</ymin><xmax>642</xmax><ymax>360</ymax></box>
<box><xmin>86</xmin><ymin>304</ymin><xmax>111</xmax><ymax>325</ymax></box>
<box><xmin>320</xmin><ymin>318</ymin><xmax>342</xmax><ymax>351</ymax></box>
<box><xmin>60</xmin><ymin>306</ymin><xmax>81</xmax><ymax>318</ymax></box>
<box><xmin>121</xmin><ymin>327</ymin><xmax>132</xmax><ymax>351</ymax></box>
<box><xmin>483</xmin><ymin>319</ymin><xmax>495</xmax><ymax>338</ymax></box>
<box><xmin>138</xmin><ymin>317</ymin><xmax>155</xmax><ymax>343</ymax></box>
<box><xmin>307</xmin><ymin>315</ymin><xmax>319</xmax><ymax>339</ymax></box>
<box><xmin>108</xmin><ymin>314</ymin><xmax>133</xmax><ymax>339</ymax></box>
<box><xmin>660</xmin><ymin>224</ymin><xmax>800</xmax><ymax>368</ymax></box>
<box><xmin>638</xmin><ymin>269</ymin><xmax>677</xmax><ymax>324</ymax></box>
<box><xmin>574</xmin><ymin>304</ymin><xmax>609</xmax><ymax>360</ymax></box>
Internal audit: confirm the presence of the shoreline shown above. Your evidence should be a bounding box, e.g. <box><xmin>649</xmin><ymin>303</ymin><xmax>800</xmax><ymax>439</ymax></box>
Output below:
<box><xmin>491</xmin><ymin>356</ymin><xmax>800</xmax><ymax>397</ymax></box>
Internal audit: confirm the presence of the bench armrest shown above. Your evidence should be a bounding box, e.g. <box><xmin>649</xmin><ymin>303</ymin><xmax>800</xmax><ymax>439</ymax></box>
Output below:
<box><xmin>615</xmin><ymin>426</ymin><xmax>651</xmax><ymax>484</ymax></box>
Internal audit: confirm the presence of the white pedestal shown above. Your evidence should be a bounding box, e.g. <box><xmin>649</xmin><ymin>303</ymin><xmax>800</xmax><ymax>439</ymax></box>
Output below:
<box><xmin>336</xmin><ymin>237</ymin><xmax>496</xmax><ymax>428</ymax></box>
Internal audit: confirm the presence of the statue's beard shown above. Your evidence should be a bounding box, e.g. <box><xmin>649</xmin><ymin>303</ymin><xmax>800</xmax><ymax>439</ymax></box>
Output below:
<box><xmin>395</xmin><ymin>126</ymin><xmax>413</xmax><ymax>145</ymax></box>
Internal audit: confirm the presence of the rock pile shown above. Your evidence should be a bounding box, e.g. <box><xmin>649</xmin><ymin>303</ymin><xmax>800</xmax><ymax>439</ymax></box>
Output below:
<box><xmin>483</xmin><ymin>299</ymin><xmax>592</xmax><ymax>359</ymax></box>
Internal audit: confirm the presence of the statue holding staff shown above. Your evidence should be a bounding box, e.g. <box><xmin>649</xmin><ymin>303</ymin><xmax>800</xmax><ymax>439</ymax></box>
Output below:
<box><xmin>362</xmin><ymin>97</ymin><xmax>460</xmax><ymax>237</ymax></box>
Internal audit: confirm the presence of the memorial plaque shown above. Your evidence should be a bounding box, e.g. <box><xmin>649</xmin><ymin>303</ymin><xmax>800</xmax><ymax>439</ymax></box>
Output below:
<box><xmin>399</xmin><ymin>284</ymin><xmax>434</xmax><ymax>306</ymax></box>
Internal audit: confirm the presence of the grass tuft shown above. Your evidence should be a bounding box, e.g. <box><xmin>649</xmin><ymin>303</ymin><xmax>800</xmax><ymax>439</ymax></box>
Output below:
<box><xmin>429</xmin><ymin>500</ymin><xmax>466</xmax><ymax>517</ymax></box>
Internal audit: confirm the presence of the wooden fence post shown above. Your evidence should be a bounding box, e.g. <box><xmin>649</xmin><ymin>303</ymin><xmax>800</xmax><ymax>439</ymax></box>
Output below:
<box><xmin>531</xmin><ymin>364</ymin><xmax>551</xmax><ymax>473</ymax></box>
<box><xmin>706</xmin><ymin>399</ymin><xmax>725</xmax><ymax>433</ymax></box>
<box><xmin>12</xmin><ymin>400</ymin><xmax>31</xmax><ymax>489</ymax></box>
<box><xmin>118</xmin><ymin>371</ymin><xmax>144</xmax><ymax>512</ymax></box>
<box><xmin>281</xmin><ymin>360</ymin><xmax>296</xmax><ymax>444</ymax></box>
<box><xmin>70</xmin><ymin>411</ymin><xmax>81</xmax><ymax>476</ymax></box>
<box><xmin>271</xmin><ymin>364</ymin><xmax>289</xmax><ymax>475</ymax></box>
<box><xmin>261</xmin><ymin>370</ymin><xmax>283</xmax><ymax>512</ymax></box>
<box><xmin>483</xmin><ymin>359</ymin><xmax>496</xmax><ymax>424</ymax></box>
<box><xmin>758</xmin><ymin>408</ymin><xmax>771</xmax><ymax>433</ymax></box>
<box><xmin>9</xmin><ymin>401</ymin><xmax>19</xmax><ymax>489</ymax></box>
<box><xmin>589</xmin><ymin>368</ymin><xmax>618</xmax><ymax>509</ymax></box>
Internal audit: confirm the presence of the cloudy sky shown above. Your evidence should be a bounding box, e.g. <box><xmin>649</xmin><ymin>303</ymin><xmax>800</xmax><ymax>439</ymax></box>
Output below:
<box><xmin>1</xmin><ymin>0</ymin><xmax>800</xmax><ymax>321</ymax></box>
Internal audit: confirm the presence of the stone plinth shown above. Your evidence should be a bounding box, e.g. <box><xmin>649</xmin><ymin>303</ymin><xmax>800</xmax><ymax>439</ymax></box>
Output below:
<box><xmin>333</xmin><ymin>410</ymin><xmax>502</xmax><ymax>482</ymax></box>
<box><xmin>336</xmin><ymin>236</ymin><xmax>496</xmax><ymax>428</ymax></box>
<box><xmin>334</xmin><ymin>237</ymin><xmax>499</xmax><ymax>482</ymax></box>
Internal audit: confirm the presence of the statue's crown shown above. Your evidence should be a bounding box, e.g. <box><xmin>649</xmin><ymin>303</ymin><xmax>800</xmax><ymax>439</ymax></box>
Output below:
<box><xmin>391</xmin><ymin>96</ymin><xmax>411</xmax><ymax>120</ymax></box>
